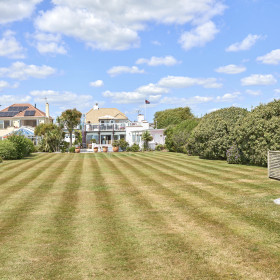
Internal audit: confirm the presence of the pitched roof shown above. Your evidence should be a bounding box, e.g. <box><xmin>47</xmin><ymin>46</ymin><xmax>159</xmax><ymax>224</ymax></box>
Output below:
<box><xmin>0</xmin><ymin>103</ymin><xmax>51</xmax><ymax>118</ymax></box>
<box><xmin>86</xmin><ymin>108</ymin><xmax>128</xmax><ymax>123</ymax></box>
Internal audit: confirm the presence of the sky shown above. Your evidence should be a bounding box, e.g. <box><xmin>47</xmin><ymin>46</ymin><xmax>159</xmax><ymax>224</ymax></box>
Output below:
<box><xmin>0</xmin><ymin>0</ymin><xmax>280</xmax><ymax>122</ymax></box>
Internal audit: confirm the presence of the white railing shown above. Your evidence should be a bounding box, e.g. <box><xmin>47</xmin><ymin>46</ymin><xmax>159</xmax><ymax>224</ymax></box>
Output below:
<box><xmin>85</xmin><ymin>123</ymin><xmax>126</xmax><ymax>131</ymax></box>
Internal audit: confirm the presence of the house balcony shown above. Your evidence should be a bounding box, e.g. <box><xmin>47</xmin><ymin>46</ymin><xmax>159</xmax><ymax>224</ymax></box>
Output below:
<box><xmin>85</xmin><ymin>123</ymin><xmax>126</xmax><ymax>132</ymax></box>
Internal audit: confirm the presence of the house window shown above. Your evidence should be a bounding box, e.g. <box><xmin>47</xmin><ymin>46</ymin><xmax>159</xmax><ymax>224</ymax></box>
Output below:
<box><xmin>0</xmin><ymin>121</ymin><xmax>3</xmax><ymax>129</ymax></box>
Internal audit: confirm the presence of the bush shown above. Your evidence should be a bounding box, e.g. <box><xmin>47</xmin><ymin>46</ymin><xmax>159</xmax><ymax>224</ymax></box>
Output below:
<box><xmin>154</xmin><ymin>107</ymin><xmax>194</xmax><ymax>128</ymax></box>
<box><xmin>234</xmin><ymin>99</ymin><xmax>280</xmax><ymax>166</ymax></box>
<box><xmin>155</xmin><ymin>144</ymin><xmax>165</xmax><ymax>151</ymax></box>
<box><xmin>226</xmin><ymin>145</ymin><xmax>242</xmax><ymax>164</ymax></box>
<box><xmin>60</xmin><ymin>141</ymin><xmax>69</xmax><ymax>153</ymax></box>
<box><xmin>7</xmin><ymin>134</ymin><xmax>34</xmax><ymax>159</ymax></box>
<box><xmin>165</xmin><ymin>119</ymin><xmax>199</xmax><ymax>153</ymax></box>
<box><xmin>119</xmin><ymin>138</ymin><xmax>129</xmax><ymax>151</ymax></box>
<box><xmin>188</xmin><ymin>107</ymin><xmax>248</xmax><ymax>160</ymax></box>
<box><xmin>130</xmin><ymin>143</ymin><xmax>140</xmax><ymax>152</ymax></box>
<box><xmin>69</xmin><ymin>146</ymin><xmax>75</xmax><ymax>153</ymax></box>
<box><xmin>0</xmin><ymin>140</ymin><xmax>18</xmax><ymax>160</ymax></box>
<box><xmin>0</xmin><ymin>156</ymin><xmax>3</xmax><ymax>163</ymax></box>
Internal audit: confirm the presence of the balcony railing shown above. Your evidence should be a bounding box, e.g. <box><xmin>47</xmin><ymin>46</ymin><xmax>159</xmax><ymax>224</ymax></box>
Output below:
<box><xmin>85</xmin><ymin>123</ymin><xmax>126</xmax><ymax>132</ymax></box>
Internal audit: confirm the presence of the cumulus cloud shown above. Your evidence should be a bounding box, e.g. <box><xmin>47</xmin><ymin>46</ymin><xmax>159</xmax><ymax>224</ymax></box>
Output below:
<box><xmin>30</xmin><ymin>90</ymin><xmax>95</xmax><ymax>110</ymax></box>
<box><xmin>34</xmin><ymin>0</ymin><xmax>225</xmax><ymax>50</ymax></box>
<box><xmin>241</xmin><ymin>74</ymin><xmax>277</xmax><ymax>86</ymax></box>
<box><xmin>27</xmin><ymin>32</ymin><xmax>67</xmax><ymax>55</ymax></box>
<box><xmin>246</xmin><ymin>89</ymin><xmax>261</xmax><ymax>96</ymax></box>
<box><xmin>0</xmin><ymin>30</ymin><xmax>25</xmax><ymax>59</ymax></box>
<box><xmin>107</xmin><ymin>66</ymin><xmax>145</xmax><ymax>77</ymax></box>
<box><xmin>158</xmin><ymin>75</ymin><xmax>222</xmax><ymax>88</ymax></box>
<box><xmin>136</xmin><ymin>56</ymin><xmax>180</xmax><ymax>66</ymax></box>
<box><xmin>0</xmin><ymin>94</ymin><xmax>31</xmax><ymax>108</ymax></box>
<box><xmin>0</xmin><ymin>80</ymin><xmax>19</xmax><ymax>91</ymax></box>
<box><xmin>0</xmin><ymin>62</ymin><xmax>56</xmax><ymax>80</ymax></box>
<box><xmin>179</xmin><ymin>21</ymin><xmax>219</xmax><ymax>51</ymax></box>
<box><xmin>90</xmin><ymin>80</ymin><xmax>104</xmax><ymax>87</ymax></box>
<box><xmin>226</xmin><ymin>34</ymin><xmax>262</xmax><ymax>52</ymax></box>
<box><xmin>137</xmin><ymin>83</ymin><xmax>169</xmax><ymax>94</ymax></box>
<box><xmin>215</xmin><ymin>64</ymin><xmax>246</xmax><ymax>74</ymax></box>
<box><xmin>103</xmin><ymin>90</ymin><xmax>147</xmax><ymax>104</ymax></box>
<box><xmin>257</xmin><ymin>49</ymin><xmax>280</xmax><ymax>65</ymax></box>
<box><xmin>216</xmin><ymin>92</ymin><xmax>241</xmax><ymax>102</ymax></box>
<box><xmin>160</xmin><ymin>96</ymin><xmax>213</xmax><ymax>106</ymax></box>
<box><xmin>0</xmin><ymin>0</ymin><xmax>42</xmax><ymax>24</ymax></box>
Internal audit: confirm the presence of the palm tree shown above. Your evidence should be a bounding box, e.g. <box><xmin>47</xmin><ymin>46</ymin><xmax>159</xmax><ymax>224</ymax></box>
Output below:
<box><xmin>142</xmin><ymin>130</ymin><xmax>153</xmax><ymax>151</ymax></box>
<box><xmin>60</xmin><ymin>108</ymin><xmax>82</xmax><ymax>148</ymax></box>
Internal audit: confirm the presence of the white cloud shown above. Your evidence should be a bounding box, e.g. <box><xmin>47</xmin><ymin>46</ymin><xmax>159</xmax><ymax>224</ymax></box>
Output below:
<box><xmin>136</xmin><ymin>56</ymin><xmax>180</xmax><ymax>66</ymax></box>
<box><xmin>137</xmin><ymin>83</ymin><xmax>169</xmax><ymax>94</ymax></box>
<box><xmin>151</xmin><ymin>40</ymin><xmax>161</xmax><ymax>46</ymax></box>
<box><xmin>257</xmin><ymin>49</ymin><xmax>280</xmax><ymax>65</ymax></box>
<box><xmin>274</xmin><ymin>89</ymin><xmax>280</xmax><ymax>94</ymax></box>
<box><xmin>158</xmin><ymin>75</ymin><xmax>222</xmax><ymax>88</ymax></box>
<box><xmin>0</xmin><ymin>30</ymin><xmax>25</xmax><ymax>59</ymax></box>
<box><xmin>30</xmin><ymin>90</ymin><xmax>95</xmax><ymax>110</ymax></box>
<box><xmin>0</xmin><ymin>95</ymin><xmax>31</xmax><ymax>108</ymax></box>
<box><xmin>241</xmin><ymin>74</ymin><xmax>277</xmax><ymax>86</ymax></box>
<box><xmin>107</xmin><ymin>66</ymin><xmax>144</xmax><ymax>77</ymax></box>
<box><xmin>90</xmin><ymin>80</ymin><xmax>104</xmax><ymax>87</ymax></box>
<box><xmin>103</xmin><ymin>90</ymin><xmax>147</xmax><ymax>104</ymax></box>
<box><xmin>160</xmin><ymin>96</ymin><xmax>213</xmax><ymax>106</ymax></box>
<box><xmin>216</xmin><ymin>92</ymin><xmax>241</xmax><ymax>102</ymax></box>
<box><xmin>0</xmin><ymin>80</ymin><xmax>19</xmax><ymax>91</ymax></box>
<box><xmin>28</xmin><ymin>32</ymin><xmax>67</xmax><ymax>55</ymax></box>
<box><xmin>246</xmin><ymin>89</ymin><xmax>261</xmax><ymax>96</ymax></box>
<box><xmin>35</xmin><ymin>0</ymin><xmax>225</xmax><ymax>51</ymax></box>
<box><xmin>226</xmin><ymin>34</ymin><xmax>262</xmax><ymax>52</ymax></box>
<box><xmin>179</xmin><ymin>21</ymin><xmax>219</xmax><ymax>51</ymax></box>
<box><xmin>215</xmin><ymin>64</ymin><xmax>246</xmax><ymax>74</ymax></box>
<box><xmin>0</xmin><ymin>0</ymin><xmax>42</xmax><ymax>24</ymax></box>
<box><xmin>0</xmin><ymin>62</ymin><xmax>56</xmax><ymax>80</ymax></box>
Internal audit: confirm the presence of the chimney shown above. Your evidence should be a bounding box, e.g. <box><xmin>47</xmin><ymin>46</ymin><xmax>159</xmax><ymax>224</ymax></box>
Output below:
<box><xmin>137</xmin><ymin>114</ymin><xmax>144</xmax><ymax>123</ymax></box>
<box><xmin>93</xmin><ymin>103</ymin><xmax>99</xmax><ymax>110</ymax></box>
<box><xmin>46</xmin><ymin>102</ymin><xmax>49</xmax><ymax>118</ymax></box>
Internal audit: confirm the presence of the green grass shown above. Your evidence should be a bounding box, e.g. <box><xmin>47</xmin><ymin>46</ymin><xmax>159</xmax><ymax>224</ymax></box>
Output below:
<box><xmin>1</xmin><ymin>152</ymin><xmax>280</xmax><ymax>279</ymax></box>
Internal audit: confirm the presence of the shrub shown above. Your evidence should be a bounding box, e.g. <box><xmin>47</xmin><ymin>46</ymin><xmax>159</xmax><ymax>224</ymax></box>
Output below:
<box><xmin>155</xmin><ymin>144</ymin><xmax>165</xmax><ymax>151</ymax></box>
<box><xmin>226</xmin><ymin>145</ymin><xmax>242</xmax><ymax>164</ymax></box>
<box><xmin>0</xmin><ymin>156</ymin><xmax>3</xmax><ymax>163</ymax></box>
<box><xmin>119</xmin><ymin>138</ymin><xmax>129</xmax><ymax>151</ymax></box>
<box><xmin>165</xmin><ymin>119</ymin><xmax>199</xmax><ymax>153</ymax></box>
<box><xmin>188</xmin><ymin>107</ymin><xmax>248</xmax><ymax>160</ymax></box>
<box><xmin>7</xmin><ymin>134</ymin><xmax>34</xmax><ymax>159</ymax></box>
<box><xmin>154</xmin><ymin>107</ymin><xmax>194</xmax><ymax>128</ymax></box>
<box><xmin>130</xmin><ymin>143</ymin><xmax>140</xmax><ymax>152</ymax></box>
<box><xmin>60</xmin><ymin>141</ymin><xmax>69</xmax><ymax>153</ymax></box>
<box><xmin>69</xmin><ymin>146</ymin><xmax>75</xmax><ymax>153</ymax></box>
<box><xmin>0</xmin><ymin>140</ymin><xmax>18</xmax><ymax>160</ymax></box>
<box><xmin>234</xmin><ymin>99</ymin><xmax>280</xmax><ymax>166</ymax></box>
<box><xmin>112</xmin><ymin>140</ymin><xmax>120</xmax><ymax>147</ymax></box>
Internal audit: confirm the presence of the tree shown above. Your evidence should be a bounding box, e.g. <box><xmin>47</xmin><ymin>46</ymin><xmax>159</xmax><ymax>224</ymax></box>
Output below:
<box><xmin>35</xmin><ymin>123</ymin><xmax>65</xmax><ymax>152</ymax></box>
<box><xmin>142</xmin><ymin>130</ymin><xmax>153</xmax><ymax>150</ymax></box>
<box><xmin>60</xmin><ymin>108</ymin><xmax>82</xmax><ymax>148</ymax></box>
<box><xmin>154</xmin><ymin>107</ymin><xmax>194</xmax><ymax>128</ymax></box>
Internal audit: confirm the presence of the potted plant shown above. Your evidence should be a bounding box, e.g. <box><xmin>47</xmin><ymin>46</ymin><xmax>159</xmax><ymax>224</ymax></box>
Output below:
<box><xmin>112</xmin><ymin>140</ymin><xmax>120</xmax><ymax>152</ymax></box>
<box><xmin>75</xmin><ymin>145</ymin><xmax>80</xmax><ymax>153</ymax></box>
<box><xmin>93</xmin><ymin>146</ymin><xmax>98</xmax><ymax>153</ymax></box>
<box><xmin>102</xmin><ymin>146</ymin><xmax>108</xmax><ymax>153</ymax></box>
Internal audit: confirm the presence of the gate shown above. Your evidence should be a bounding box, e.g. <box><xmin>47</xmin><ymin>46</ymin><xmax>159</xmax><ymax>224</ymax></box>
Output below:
<box><xmin>268</xmin><ymin>151</ymin><xmax>280</xmax><ymax>180</ymax></box>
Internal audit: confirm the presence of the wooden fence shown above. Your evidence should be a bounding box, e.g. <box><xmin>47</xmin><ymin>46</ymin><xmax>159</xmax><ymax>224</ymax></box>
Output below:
<box><xmin>268</xmin><ymin>151</ymin><xmax>280</xmax><ymax>180</ymax></box>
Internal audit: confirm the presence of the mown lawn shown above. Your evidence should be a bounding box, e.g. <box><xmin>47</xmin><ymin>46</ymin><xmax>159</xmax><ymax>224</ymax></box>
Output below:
<box><xmin>0</xmin><ymin>152</ymin><xmax>280</xmax><ymax>279</ymax></box>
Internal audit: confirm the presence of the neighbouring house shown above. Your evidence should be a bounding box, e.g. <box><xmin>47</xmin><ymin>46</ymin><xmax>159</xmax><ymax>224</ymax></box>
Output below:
<box><xmin>0</xmin><ymin>103</ymin><xmax>52</xmax><ymax>142</ymax></box>
<box><xmin>126</xmin><ymin>114</ymin><xmax>165</xmax><ymax>149</ymax></box>
<box><xmin>84</xmin><ymin>103</ymin><xmax>129</xmax><ymax>147</ymax></box>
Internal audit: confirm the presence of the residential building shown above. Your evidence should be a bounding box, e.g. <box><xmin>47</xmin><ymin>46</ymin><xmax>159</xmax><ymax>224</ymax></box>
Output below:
<box><xmin>84</xmin><ymin>103</ymin><xmax>129</xmax><ymax>147</ymax></box>
<box><xmin>0</xmin><ymin>103</ymin><xmax>52</xmax><ymax>141</ymax></box>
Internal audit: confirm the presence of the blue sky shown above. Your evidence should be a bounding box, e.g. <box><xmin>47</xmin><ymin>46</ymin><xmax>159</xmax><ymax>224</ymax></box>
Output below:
<box><xmin>0</xmin><ymin>0</ymin><xmax>280</xmax><ymax>121</ymax></box>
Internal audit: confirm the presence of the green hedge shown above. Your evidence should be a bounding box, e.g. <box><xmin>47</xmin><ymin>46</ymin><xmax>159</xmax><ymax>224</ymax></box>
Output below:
<box><xmin>234</xmin><ymin>100</ymin><xmax>280</xmax><ymax>166</ymax></box>
<box><xmin>7</xmin><ymin>134</ymin><xmax>34</xmax><ymax>159</ymax></box>
<box><xmin>0</xmin><ymin>141</ymin><xmax>18</xmax><ymax>160</ymax></box>
<box><xmin>188</xmin><ymin>107</ymin><xmax>248</xmax><ymax>160</ymax></box>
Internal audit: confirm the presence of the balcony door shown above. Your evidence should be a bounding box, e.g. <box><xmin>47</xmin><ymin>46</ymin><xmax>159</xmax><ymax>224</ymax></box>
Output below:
<box><xmin>101</xmin><ymin>135</ymin><xmax>112</xmax><ymax>144</ymax></box>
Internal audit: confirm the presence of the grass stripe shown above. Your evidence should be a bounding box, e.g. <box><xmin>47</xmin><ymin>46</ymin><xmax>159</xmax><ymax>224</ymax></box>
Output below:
<box><xmin>114</xmin><ymin>153</ymin><xmax>280</xmax><ymax>279</ymax></box>
<box><xmin>103</xmin><ymin>154</ymin><xmax>229</xmax><ymax>279</ymax></box>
